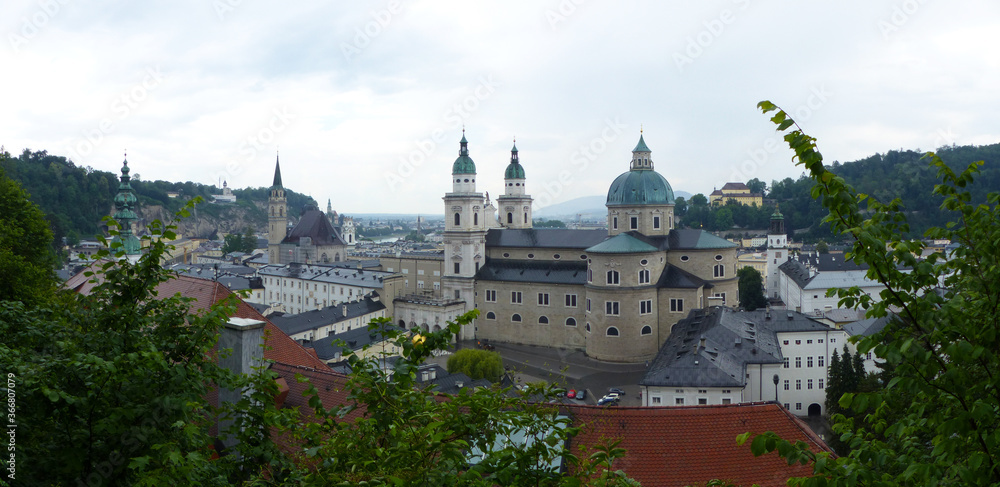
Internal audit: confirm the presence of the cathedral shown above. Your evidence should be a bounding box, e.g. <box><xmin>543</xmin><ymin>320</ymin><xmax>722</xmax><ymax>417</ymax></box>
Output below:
<box><xmin>395</xmin><ymin>132</ymin><xmax>740</xmax><ymax>363</ymax></box>
<box><xmin>267</xmin><ymin>155</ymin><xmax>350</xmax><ymax>265</ymax></box>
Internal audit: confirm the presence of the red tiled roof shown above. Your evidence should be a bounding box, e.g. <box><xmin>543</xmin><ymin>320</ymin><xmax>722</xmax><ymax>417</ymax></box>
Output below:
<box><xmin>563</xmin><ymin>402</ymin><xmax>830</xmax><ymax>487</ymax></box>
<box><xmin>67</xmin><ymin>266</ymin><xmax>328</xmax><ymax>370</ymax></box>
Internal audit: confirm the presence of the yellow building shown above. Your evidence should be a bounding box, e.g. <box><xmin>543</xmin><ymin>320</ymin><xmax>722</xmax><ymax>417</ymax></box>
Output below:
<box><xmin>709</xmin><ymin>182</ymin><xmax>763</xmax><ymax>207</ymax></box>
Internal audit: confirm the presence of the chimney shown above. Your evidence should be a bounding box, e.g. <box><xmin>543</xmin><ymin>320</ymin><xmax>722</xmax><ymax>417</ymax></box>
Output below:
<box><xmin>342</xmin><ymin>304</ymin><xmax>347</xmax><ymax>315</ymax></box>
<box><xmin>218</xmin><ymin>317</ymin><xmax>265</xmax><ymax>449</ymax></box>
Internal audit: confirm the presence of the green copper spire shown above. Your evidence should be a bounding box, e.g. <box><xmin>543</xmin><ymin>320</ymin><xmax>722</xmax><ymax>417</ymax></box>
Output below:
<box><xmin>112</xmin><ymin>157</ymin><xmax>142</xmax><ymax>257</ymax></box>
<box><xmin>452</xmin><ymin>130</ymin><xmax>477</xmax><ymax>175</ymax></box>
<box><xmin>632</xmin><ymin>133</ymin><xmax>651</xmax><ymax>153</ymax></box>
<box><xmin>504</xmin><ymin>138</ymin><xmax>525</xmax><ymax>179</ymax></box>
<box><xmin>272</xmin><ymin>153</ymin><xmax>283</xmax><ymax>187</ymax></box>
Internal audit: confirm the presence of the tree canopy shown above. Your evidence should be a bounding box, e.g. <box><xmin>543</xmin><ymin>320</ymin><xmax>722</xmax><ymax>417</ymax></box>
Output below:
<box><xmin>0</xmin><ymin>164</ymin><xmax>56</xmax><ymax>305</ymax></box>
<box><xmin>741</xmin><ymin>101</ymin><xmax>1000</xmax><ymax>485</ymax></box>
<box><xmin>736</xmin><ymin>266</ymin><xmax>767</xmax><ymax>311</ymax></box>
<box><xmin>446</xmin><ymin>348</ymin><xmax>505</xmax><ymax>383</ymax></box>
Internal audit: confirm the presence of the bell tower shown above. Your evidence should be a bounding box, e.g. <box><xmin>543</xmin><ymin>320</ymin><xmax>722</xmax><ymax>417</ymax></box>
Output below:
<box><xmin>268</xmin><ymin>154</ymin><xmax>287</xmax><ymax>264</ymax></box>
<box><xmin>497</xmin><ymin>139</ymin><xmax>533</xmax><ymax>229</ymax></box>
<box><xmin>441</xmin><ymin>131</ymin><xmax>485</xmax><ymax>338</ymax></box>
<box><xmin>766</xmin><ymin>206</ymin><xmax>788</xmax><ymax>299</ymax></box>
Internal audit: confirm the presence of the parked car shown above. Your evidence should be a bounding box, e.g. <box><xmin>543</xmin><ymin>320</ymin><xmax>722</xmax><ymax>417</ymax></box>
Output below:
<box><xmin>566</xmin><ymin>389</ymin><xmax>576</xmax><ymax>399</ymax></box>
<box><xmin>597</xmin><ymin>396</ymin><xmax>619</xmax><ymax>406</ymax></box>
<box><xmin>603</xmin><ymin>392</ymin><xmax>621</xmax><ymax>401</ymax></box>
<box><xmin>608</xmin><ymin>387</ymin><xmax>626</xmax><ymax>396</ymax></box>
<box><xmin>576</xmin><ymin>389</ymin><xmax>586</xmax><ymax>400</ymax></box>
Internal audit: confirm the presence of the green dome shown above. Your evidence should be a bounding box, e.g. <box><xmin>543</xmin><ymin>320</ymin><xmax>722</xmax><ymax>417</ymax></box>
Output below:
<box><xmin>452</xmin><ymin>134</ymin><xmax>476</xmax><ymax>175</ymax></box>
<box><xmin>606</xmin><ymin>169</ymin><xmax>675</xmax><ymax>206</ymax></box>
<box><xmin>504</xmin><ymin>142</ymin><xmax>524</xmax><ymax>179</ymax></box>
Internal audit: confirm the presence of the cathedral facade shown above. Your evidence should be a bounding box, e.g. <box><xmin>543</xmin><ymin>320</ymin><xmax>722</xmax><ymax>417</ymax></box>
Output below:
<box><xmin>396</xmin><ymin>132</ymin><xmax>739</xmax><ymax>363</ymax></box>
<box><xmin>267</xmin><ymin>156</ymin><xmax>349</xmax><ymax>265</ymax></box>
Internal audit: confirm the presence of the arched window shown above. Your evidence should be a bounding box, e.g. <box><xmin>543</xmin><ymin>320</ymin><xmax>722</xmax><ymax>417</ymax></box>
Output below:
<box><xmin>486</xmin><ymin>311</ymin><xmax>496</xmax><ymax>320</ymax></box>
<box><xmin>511</xmin><ymin>314</ymin><xmax>522</xmax><ymax>322</ymax></box>
<box><xmin>334</xmin><ymin>253</ymin><xmax>341</xmax><ymax>262</ymax></box>
<box><xmin>523</xmin><ymin>213</ymin><xmax>528</xmax><ymax>223</ymax></box>
<box><xmin>279</xmin><ymin>207</ymin><xmax>284</xmax><ymax>216</ymax></box>
<box><xmin>641</xmin><ymin>325</ymin><xmax>652</xmax><ymax>335</ymax></box>
<box><xmin>713</xmin><ymin>264</ymin><xmax>725</xmax><ymax>278</ymax></box>
<box><xmin>638</xmin><ymin>269</ymin><xmax>650</xmax><ymax>284</ymax></box>
<box><xmin>507</xmin><ymin>212</ymin><xmax>513</xmax><ymax>224</ymax></box>
<box><xmin>454</xmin><ymin>213</ymin><xmax>461</xmax><ymax>226</ymax></box>
<box><xmin>398</xmin><ymin>319</ymin><xmax>406</xmax><ymax>327</ymax></box>
<box><xmin>606</xmin><ymin>326</ymin><xmax>619</xmax><ymax>336</ymax></box>
<box><xmin>538</xmin><ymin>316</ymin><xmax>549</xmax><ymax>324</ymax></box>
<box><xmin>474</xmin><ymin>213</ymin><xmax>479</xmax><ymax>225</ymax></box>
<box><xmin>587</xmin><ymin>269</ymin><xmax>593</xmax><ymax>282</ymax></box>
<box><xmin>586</xmin><ymin>323</ymin><xmax>591</xmax><ymax>332</ymax></box>
<box><xmin>606</xmin><ymin>270</ymin><xmax>620</xmax><ymax>285</ymax></box>
<box><xmin>565</xmin><ymin>317</ymin><xmax>577</xmax><ymax>327</ymax></box>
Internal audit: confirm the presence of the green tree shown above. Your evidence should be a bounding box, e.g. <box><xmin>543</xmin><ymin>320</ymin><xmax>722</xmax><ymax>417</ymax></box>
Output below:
<box><xmin>747</xmin><ymin>177</ymin><xmax>767</xmax><ymax>197</ymax></box>
<box><xmin>741</xmin><ymin>101</ymin><xmax>1000</xmax><ymax>485</ymax></box>
<box><xmin>535</xmin><ymin>219</ymin><xmax>567</xmax><ymax>228</ymax></box>
<box><xmin>737</xmin><ymin>266</ymin><xmax>767</xmax><ymax>311</ymax></box>
<box><xmin>0</xmin><ymin>165</ymin><xmax>56</xmax><ymax>305</ymax></box>
<box><xmin>221</xmin><ymin>226</ymin><xmax>257</xmax><ymax>254</ymax></box>
<box><xmin>447</xmin><ymin>348</ymin><xmax>504</xmax><ymax>382</ymax></box>
<box><xmin>674</xmin><ymin>196</ymin><xmax>688</xmax><ymax>216</ymax></box>
<box><xmin>815</xmin><ymin>240</ymin><xmax>829</xmax><ymax>254</ymax></box>
<box><xmin>690</xmin><ymin>193</ymin><xmax>708</xmax><ymax>206</ymax></box>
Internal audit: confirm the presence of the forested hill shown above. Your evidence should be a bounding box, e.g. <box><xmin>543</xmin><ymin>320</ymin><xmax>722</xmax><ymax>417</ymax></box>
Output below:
<box><xmin>0</xmin><ymin>149</ymin><xmax>316</xmax><ymax>248</ymax></box>
<box><xmin>765</xmin><ymin>142</ymin><xmax>1000</xmax><ymax>240</ymax></box>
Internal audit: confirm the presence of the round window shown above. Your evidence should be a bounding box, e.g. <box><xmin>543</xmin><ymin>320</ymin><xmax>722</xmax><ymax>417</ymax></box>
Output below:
<box><xmin>680</xmin><ymin>255</ymin><xmax>689</xmax><ymax>262</ymax></box>
<box><xmin>580</xmin><ymin>254</ymin><xmax>587</xmax><ymax>260</ymax></box>
<box><xmin>715</xmin><ymin>254</ymin><xmax>723</xmax><ymax>261</ymax></box>
<box><xmin>527</xmin><ymin>253</ymin><xmax>534</xmax><ymax>259</ymax></box>
<box><xmin>553</xmin><ymin>254</ymin><xmax>561</xmax><ymax>260</ymax></box>
<box><xmin>503</xmin><ymin>253</ymin><xmax>510</xmax><ymax>258</ymax></box>
<box><xmin>640</xmin><ymin>259</ymin><xmax>648</xmax><ymax>266</ymax></box>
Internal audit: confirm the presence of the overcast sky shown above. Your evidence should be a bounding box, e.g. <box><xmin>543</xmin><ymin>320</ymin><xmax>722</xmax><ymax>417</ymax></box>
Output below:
<box><xmin>3</xmin><ymin>1</ymin><xmax>998</xmax><ymax>214</ymax></box>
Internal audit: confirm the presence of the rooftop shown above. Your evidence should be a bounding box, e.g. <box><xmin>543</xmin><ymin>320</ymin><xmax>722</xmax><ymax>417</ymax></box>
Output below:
<box><xmin>270</xmin><ymin>296</ymin><xmax>386</xmax><ymax>336</ymax></box>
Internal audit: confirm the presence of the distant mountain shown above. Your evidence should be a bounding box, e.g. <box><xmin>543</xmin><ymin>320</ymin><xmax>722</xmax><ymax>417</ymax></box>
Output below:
<box><xmin>535</xmin><ymin>191</ymin><xmax>693</xmax><ymax>219</ymax></box>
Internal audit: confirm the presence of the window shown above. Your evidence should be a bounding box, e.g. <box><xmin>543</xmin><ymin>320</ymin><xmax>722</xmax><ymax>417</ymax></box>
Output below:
<box><xmin>818</xmin><ymin>355</ymin><xmax>825</xmax><ymax>367</ymax></box>
<box><xmin>784</xmin><ymin>403</ymin><xmax>790</xmax><ymax>410</ymax></box>
<box><xmin>652</xmin><ymin>396</ymin><xmax>662</xmax><ymax>405</ymax></box>
<box><xmin>795</xmin><ymin>403</ymin><xmax>802</xmax><ymax>411</ymax></box>
<box><xmin>641</xmin><ymin>325</ymin><xmax>652</xmax><ymax>335</ymax></box>
<box><xmin>586</xmin><ymin>323</ymin><xmax>591</xmax><ymax>332</ymax></box>
<box><xmin>713</xmin><ymin>264</ymin><xmax>725</xmax><ymax>278</ymax></box>
<box><xmin>806</xmin><ymin>339</ymin><xmax>813</xmax><ymax>344</ymax></box>
<box><xmin>537</xmin><ymin>293</ymin><xmax>549</xmax><ymax>306</ymax></box>
<box><xmin>680</xmin><ymin>255</ymin><xmax>689</xmax><ymax>262</ymax></box>
<box><xmin>527</xmin><ymin>253</ymin><xmax>535</xmax><ymax>259</ymax></box>
<box><xmin>653</xmin><ymin>216</ymin><xmax>661</xmax><ymax>229</ymax></box>
<box><xmin>485</xmin><ymin>290</ymin><xmax>497</xmax><ymax>302</ymax></box>
<box><xmin>783</xmin><ymin>340</ymin><xmax>789</xmax><ymax>345</ymax></box>
<box><xmin>629</xmin><ymin>216</ymin><xmax>638</xmax><ymax>230</ymax></box>
<box><xmin>795</xmin><ymin>357</ymin><xmax>802</xmax><ymax>368</ymax></box>
<box><xmin>638</xmin><ymin>269</ymin><xmax>650</xmax><ymax>284</ymax></box>
<box><xmin>565</xmin><ymin>294</ymin><xmax>577</xmax><ymax>307</ymax></box>
<box><xmin>511</xmin><ymin>314</ymin><xmax>521</xmax><ymax>322</ymax></box>
<box><xmin>485</xmin><ymin>311</ymin><xmax>496</xmax><ymax>320</ymax></box>
<box><xmin>612</xmin><ymin>217</ymin><xmax>618</xmax><ymax>229</ymax></box>
<box><xmin>640</xmin><ymin>299</ymin><xmax>652</xmax><ymax>315</ymax></box>
<box><xmin>807</xmin><ymin>379</ymin><xmax>813</xmax><ymax>390</ymax></box>
<box><xmin>807</xmin><ymin>356</ymin><xmax>814</xmax><ymax>368</ymax></box>
<box><xmin>783</xmin><ymin>379</ymin><xmax>789</xmax><ymax>390</ymax></box>
<box><xmin>565</xmin><ymin>317</ymin><xmax>577</xmax><ymax>327</ymax></box>
<box><xmin>605</xmin><ymin>301</ymin><xmax>620</xmax><ymax>316</ymax></box>
<box><xmin>819</xmin><ymin>378</ymin><xmax>825</xmax><ymax>389</ymax></box>
<box><xmin>454</xmin><ymin>213</ymin><xmax>460</xmax><ymax>226</ymax></box>
<box><xmin>795</xmin><ymin>380</ymin><xmax>801</xmax><ymax>390</ymax></box>
<box><xmin>454</xmin><ymin>262</ymin><xmax>460</xmax><ymax>274</ymax></box>
<box><xmin>474</xmin><ymin>213</ymin><xmax>478</xmax><ymax>225</ymax></box>
<box><xmin>783</xmin><ymin>357</ymin><xmax>789</xmax><ymax>368</ymax></box>
<box><xmin>553</xmin><ymin>254</ymin><xmax>561</xmax><ymax>259</ymax></box>
<box><xmin>606</xmin><ymin>327</ymin><xmax>619</xmax><ymax>336</ymax></box>
<box><xmin>606</xmin><ymin>270</ymin><xmax>620</xmax><ymax>285</ymax></box>
<box><xmin>818</xmin><ymin>338</ymin><xmax>823</xmax><ymax>343</ymax></box>
<box><xmin>507</xmin><ymin>213</ymin><xmax>513</xmax><ymax>224</ymax></box>
<box><xmin>538</xmin><ymin>316</ymin><xmax>549</xmax><ymax>324</ymax></box>
<box><xmin>866</xmin><ymin>352</ymin><xmax>873</xmax><ymax>360</ymax></box>
<box><xmin>715</xmin><ymin>254</ymin><xmax>723</xmax><ymax>261</ymax></box>
<box><xmin>698</xmin><ymin>398</ymin><xmax>708</xmax><ymax>405</ymax></box>
<box><xmin>587</xmin><ymin>269</ymin><xmax>592</xmax><ymax>282</ymax></box>
<box><xmin>670</xmin><ymin>298</ymin><xmax>684</xmax><ymax>313</ymax></box>
<box><xmin>721</xmin><ymin>398</ymin><xmax>731</xmax><ymax>404</ymax></box>
<box><xmin>675</xmin><ymin>398</ymin><xmax>685</xmax><ymax>405</ymax></box>
<box><xmin>795</xmin><ymin>340</ymin><xmax>801</xmax><ymax>345</ymax></box>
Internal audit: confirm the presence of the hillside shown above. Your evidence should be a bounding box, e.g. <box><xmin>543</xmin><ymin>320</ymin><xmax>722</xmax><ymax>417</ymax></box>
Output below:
<box><xmin>1</xmin><ymin>149</ymin><xmax>316</xmax><ymax>249</ymax></box>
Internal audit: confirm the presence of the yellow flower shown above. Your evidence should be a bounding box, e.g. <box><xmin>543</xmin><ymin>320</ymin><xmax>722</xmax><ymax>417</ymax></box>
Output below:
<box><xmin>412</xmin><ymin>334</ymin><xmax>426</xmax><ymax>346</ymax></box>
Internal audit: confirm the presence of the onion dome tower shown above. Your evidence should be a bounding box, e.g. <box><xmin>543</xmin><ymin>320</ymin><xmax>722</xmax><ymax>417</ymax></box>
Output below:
<box><xmin>111</xmin><ymin>156</ymin><xmax>142</xmax><ymax>261</ymax></box>
<box><xmin>605</xmin><ymin>132</ymin><xmax>676</xmax><ymax>236</ymax></box>
<box><xmin>497</xmin><ymin>139</ymin><xmax>533</xmax><ymax>229</ymax></box>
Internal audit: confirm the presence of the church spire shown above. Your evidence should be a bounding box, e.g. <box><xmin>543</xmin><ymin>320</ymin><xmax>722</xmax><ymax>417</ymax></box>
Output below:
<box><xmin>630</xmin><ymin>132</ymin><xmax>653</xmax><ymax>170</ymax></box>
<box><xmin>272</xmin><ymin>153</ymin><xmax>283</xmax><ymax>187</ymax></box>
<box><xmin>112</xmin><ymin>156</ymin><xmax>142</xmax><ymax>258</ymax></box>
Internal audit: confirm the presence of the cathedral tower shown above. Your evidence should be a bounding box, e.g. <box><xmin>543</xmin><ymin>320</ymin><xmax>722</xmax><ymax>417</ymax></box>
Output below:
<box><xmin>441</xmin><ymin>132</ymin><xmax>486</xmax><ymax>339</ymax></box>
<box><xmin>605</xmin><ymin>133</ymin><xmax>675</xmax><ymax>237</ymax></box>
<box><xmin>497</xmin><ymin>140</ymin><xmax>533</xmax><ymax>229</ymax></box>
<box><xmin>267</xmin><ymin>154</ymin><xmax>287</xmax><ymax>264</ymax></box>
<box><xmin>112</xmin><ymin>156</ymin><xmax>142</xmax><ymax>262</ymax></box>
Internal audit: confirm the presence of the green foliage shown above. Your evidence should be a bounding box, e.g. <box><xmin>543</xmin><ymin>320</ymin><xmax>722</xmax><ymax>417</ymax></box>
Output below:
<box><xmin>0</xmin><ymin>165</ymin><xmax>56</xmax><ymax>305</ymax></box>
<box><xmin>221</xmin><ymin>226</ymin><xmax>258</xmax><ymax>254</ymax></box>
<box><xmin>403</xmin><ymin>230</ymin><xmax>427</xmax><ymax>242</ymax></box>
<box><xmin>746</xmin><ymin>177</ymin><xmax>767</xmax><ymax>196</ymax></box>
<box><xmin>690</xmin><ymin>193</ymin><xmax>708</xmax><ymax>206</ymax></box>
<box><xmin>446</xmin><ymin>348</ymin><xmax>505</xmax><ymax>383</ymax></box>
<box><xmin>823</xmin><ymin>345</ymin><xmax>867</xmax><ymax>454</ymax></box>
<box><xmin>736</xmin><ymin>266</ymin><xmax>767</xmax><ymax>311</ymax></box>
<box><xmin>740</xmin><ymin>101</ymin><xmax>1000</xmax><ymax>485</ymax></box>
<box><xmin>815</xmin><ymin>240</ymin><xmax>829</xmax><ymax>254</ymax></box>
